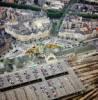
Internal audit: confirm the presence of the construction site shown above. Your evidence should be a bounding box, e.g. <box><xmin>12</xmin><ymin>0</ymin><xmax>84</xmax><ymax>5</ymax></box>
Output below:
<box><xmin>0</xmin><ymin>0</ymin><xmax>98</xmax><ymax>100</ymax></box>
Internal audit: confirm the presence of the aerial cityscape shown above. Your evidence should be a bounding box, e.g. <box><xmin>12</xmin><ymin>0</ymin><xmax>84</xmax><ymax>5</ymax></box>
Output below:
<box><xmin>0</xmin><ymin>0</ymin><xmax>98</xmax><ymax>100</ymax></box>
